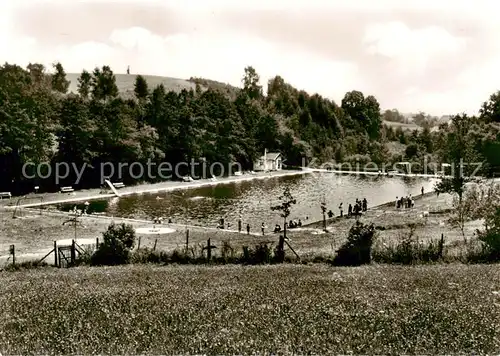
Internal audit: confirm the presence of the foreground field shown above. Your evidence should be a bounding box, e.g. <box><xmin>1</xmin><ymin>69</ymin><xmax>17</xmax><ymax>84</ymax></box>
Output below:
<box><xmin>0</xmin><ymin>264</ymin><xmax>499</xmax><ymax>354</ymax></box>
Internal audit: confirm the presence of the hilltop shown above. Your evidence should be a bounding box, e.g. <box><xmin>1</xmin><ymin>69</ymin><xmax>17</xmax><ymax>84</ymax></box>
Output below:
<box><xmin>65</xmin><ymin>73</ymin><xmax>240</xmax><ymax>99</ymax></box>
<box><xmin>65</xmin><ymin>72</ymin><xmax>434</xmax><ymax>131</ymax></box>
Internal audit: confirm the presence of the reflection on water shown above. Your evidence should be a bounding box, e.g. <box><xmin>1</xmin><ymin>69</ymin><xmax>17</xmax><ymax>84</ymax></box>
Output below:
<box><xmin>59</xmin><ymin>173</ymin><xmax>438</xmax><ymax>229</ymax></box>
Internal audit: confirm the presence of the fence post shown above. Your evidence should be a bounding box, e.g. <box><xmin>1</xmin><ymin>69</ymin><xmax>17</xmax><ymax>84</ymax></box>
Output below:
<box><xmin>54</xmin><ymin>241</ymin><xmax>58</xmax><ymax>267</ymax></box>
<box><xmin>207</xmin><ymin>238</ymin><xmax>212</xmax><ymax>262</ymax></box>
<box><xmin>153</xmin><ymin>239</ymin><xmax>157</xmax><ymax>251</ymax></box>
<box><xmin>439</xmin><ymin>233</ymin><xmax>445</xmax><ymax>259</ymax></box>
<box><xmin>185</xmin><ymin>229</ymin><xmax>189</xmax><ymax>253</ymax></box>
<box><xmin>137</xmin><ymin>236</ymin><xmax>141</xmax><ymax>250</ymax></box>
<box><xmin>9</xmin><ymin>245</ymin><xmax>15</xmax><ymax>266</ymax></box>
<box><xmin>203</xmin><ymin>238</ymin><xmax>216</xmax><ymax>262</ymax></box>
<box><xmin>276</xmin><ymin>236</ymin><xmax>285</xmax><ymax>263</ymax></box>
<box><xmin>96</xmin><ymin>237</ymin><xmax>99</xmax><ymax>249</ymax></box>
<box><xmin>71</xmin><ymin>240</ymin><xmax>76</xmax><ymax>265</ymax></box>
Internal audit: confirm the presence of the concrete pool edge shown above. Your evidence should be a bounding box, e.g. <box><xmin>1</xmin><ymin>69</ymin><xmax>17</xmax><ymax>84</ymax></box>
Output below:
<box><xmin>3</xmin><ymin>170</ymin><xmax>312</xmax><ymax>209</ymax></box>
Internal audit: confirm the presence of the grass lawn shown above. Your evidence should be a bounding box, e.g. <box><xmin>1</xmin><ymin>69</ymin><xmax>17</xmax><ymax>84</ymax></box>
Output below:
<box><xmin>384</xmin><ymin>120</ymin><xmax>422</xmax><ymax>132</ymax></box>
<box><xmin>66</xmin><ymin>73</ymin><xmax>197</xmax><ymax>98</ymax></box>
<box><xmin>0</xmin><ymin>264</ymin><xmax>499</xmax><ymax>354</ymax></box>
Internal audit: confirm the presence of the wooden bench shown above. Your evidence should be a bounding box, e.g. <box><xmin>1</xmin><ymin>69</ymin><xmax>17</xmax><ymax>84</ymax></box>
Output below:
<box><xmin>60</xmin><ymin>186</ymin><xmax>74</xmax><ymax>193</ymax></box>
<box><xmin>113</xmin><ymin>182</ymin><xmax>125</xmax><ymax>188</ymax></box>
<box><xmin>0</xmin><ymin>192</ymin><xmax>11</xmax><ymax>199</ymax></box>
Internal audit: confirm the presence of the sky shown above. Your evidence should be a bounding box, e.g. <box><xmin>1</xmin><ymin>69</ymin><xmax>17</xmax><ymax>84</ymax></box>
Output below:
<box><xmin>1</xmin><ymin>0</ymin><xmax>499</xmax><ymax>116</ymax></box>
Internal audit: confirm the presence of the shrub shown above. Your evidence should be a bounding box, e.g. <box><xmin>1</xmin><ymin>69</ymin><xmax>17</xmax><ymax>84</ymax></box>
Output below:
<box><xmin>373</xmin><ymin>238</ymin><xmax>444</xmax><ymax>264</ymax></box>
<box><xmin>240</xmin><ymin>242</ymin><xmax>274</xmax><ymax>265</ymax></box>
<box><xmin>91</xmin><ymin>223</ymin><xmax>136</xmax><ymax>266</ymax></box>
<box><xmin>252</xmin><ymin>242</ymin><xmax>273</xmax><ymax>264</ymax></box>
<box><xmin>74</xmin><ymin>249</ymin><xmax>93</xmax><ymax>266</ymax></box>
<box><xmin>474</xmin><ymin>206</ymin><xmax>500</xmax><ymax>262</ymax></box>
<box><xmin>131</xmin><ymin>248</ymin><xmax>169</xmax><ymax>264</ymax></box>
<box><xmin>333</xmin><ymin>222</ymin><xmax>376</xmax><ymax>266</ymax></box>
<box><xmin>372</xmin><ymin>229</ymin><xmax>444</xmax><ymax>264</ymax></box>
<box><xmin>170</xmin><ymin>249</ymin><xmax>193</xmax><ymax>264</ymax></box>
<box><xmin>2</xmin><ymin>260</ymin><xmax>48</xmax><ymax>271</ymax></box>
<box><xmin>219</xmin><ymin>240</ymin><xmax>236</xmax><ymax>263</ymax></box>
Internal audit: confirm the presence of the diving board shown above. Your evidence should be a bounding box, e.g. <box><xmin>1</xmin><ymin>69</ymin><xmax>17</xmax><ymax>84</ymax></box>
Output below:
<box><xmin>105</xmin><ymin>180</ymin><xmax>123</xmax><ymax>197</ymax></box>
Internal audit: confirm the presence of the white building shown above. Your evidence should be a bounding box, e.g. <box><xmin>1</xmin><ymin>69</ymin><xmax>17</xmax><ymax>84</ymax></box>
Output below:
<box><xmin>254</xmin><ymin>149</ymin><xmax>282</xmax><ymax>171</ymax></box>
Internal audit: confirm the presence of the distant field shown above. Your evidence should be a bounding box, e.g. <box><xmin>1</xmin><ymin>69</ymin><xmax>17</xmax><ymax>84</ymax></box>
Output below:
<box><xmin>65</xmin><ymin>73</ymin><xmax>197</xmax><ymax>97</ymax></box>
<box><xmin>1</xmin><ymin>264</ymin><xmax>499</xmax><ymax>354</ymax></box>
<box><xmin>384</xmin><ymin>120</ymin><xmax>421</xmax><ymax>131</ymax></box>
<box><xmin>385</xmin><ymin>141</ymin><xmax>407</xmax><ymax>156</ymax></box>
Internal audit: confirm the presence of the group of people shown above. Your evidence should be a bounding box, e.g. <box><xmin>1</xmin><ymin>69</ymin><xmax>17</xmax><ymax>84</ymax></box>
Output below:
<box><xmin>218</xmin><ymin>218</ymin><xmax>252</xmax><ymax>234</ymax></box>
<box><xmin>350</xmin><ymin>198</ymin><xmax>368</xmax><ymax>216</ymax></box>
<box><xmin>396</xmin><ymin>195</ymin><xmax>414</xmax><ymax>209</ymax></box>
<box><xmin>274</xmin><ymin>219</ymin><xmax>303</xmax><ymax>232</ymax></box>
<box><xmin>324</xmin><ymin>198</ymin><xmax>368</xmax><ymax>219</ymax></box>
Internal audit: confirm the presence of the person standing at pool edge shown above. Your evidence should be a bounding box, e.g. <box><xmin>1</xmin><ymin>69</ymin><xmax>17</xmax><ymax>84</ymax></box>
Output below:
<box><xmin>246</xmin><ymin>224</ymin><xmax>250</xmax><ymax>235</ymax></box>
<box><xmin>238</xmin><ymin>218</ymin><xmax>242</xmax><ymax>233</ymax></box>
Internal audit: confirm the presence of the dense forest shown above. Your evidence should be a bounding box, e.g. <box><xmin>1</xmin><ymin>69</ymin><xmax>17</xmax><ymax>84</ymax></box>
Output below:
<box><xmin>1</xmin><ymin>62</ymin><xmax>500</xmax><ymax>195</ymax></box>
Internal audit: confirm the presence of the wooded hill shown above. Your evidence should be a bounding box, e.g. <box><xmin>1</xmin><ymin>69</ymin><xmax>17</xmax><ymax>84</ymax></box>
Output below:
<box><xmin>1</xmin><ymin>62</ymin><xmax>500</xmax><ymax>194</ymax></box>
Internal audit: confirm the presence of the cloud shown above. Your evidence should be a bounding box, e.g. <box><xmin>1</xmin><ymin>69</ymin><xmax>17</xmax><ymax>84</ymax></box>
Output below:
<box><xmin>363</xmin><ymin>21</ymin><xmax>467</xmax><ymax>76</ymax></box>
<box><xmin>106</xmin><ymin>26</ymin><xmax>359</xmax><ymax>98</ymax></box>
<box><xmin>3</xmin><ymin>0</ymin><xmax>500</xmax><ymax>115</ymax></box>
<box><xmin>110</xmin><ymin>27</ymin><xmax>168</xmax><ymax>51</ymax></box>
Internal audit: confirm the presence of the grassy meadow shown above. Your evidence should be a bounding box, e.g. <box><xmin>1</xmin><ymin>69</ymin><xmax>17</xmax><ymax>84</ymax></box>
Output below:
<box><xmin>383</xmin><ymin>120</ymin><xmax>422</xmax><ymax>131</ymax></box>
<box><xmin>66</xmin><ymin>73</ymin><xmax>197</xmax><ymax>98</ymax></box>
<box><xmin>0</xmin><ymin>264</ymin><xmax>499</xmax><ymax>354</ymax></box>
<box><xmin>0</xmin><ymin>191</ymin><xmax>478</xmax><ymax>266</ymax></box>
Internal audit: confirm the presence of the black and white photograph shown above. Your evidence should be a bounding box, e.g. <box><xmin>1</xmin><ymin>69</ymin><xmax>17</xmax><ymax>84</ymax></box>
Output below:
<box><xmin>0</xmin><ymin>0</ymin><xmax>499</xmax><ymax>354</ymax></box>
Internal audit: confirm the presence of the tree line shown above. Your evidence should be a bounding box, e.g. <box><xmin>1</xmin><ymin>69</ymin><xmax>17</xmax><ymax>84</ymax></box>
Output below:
<box><xmin>1</xmin><ymin>62</ymin><xmax>500</xmax><ymax>194</ymax></box>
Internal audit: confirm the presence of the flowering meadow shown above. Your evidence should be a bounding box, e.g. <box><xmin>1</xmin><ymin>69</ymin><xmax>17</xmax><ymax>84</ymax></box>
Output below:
<box><xmin>1</xmin><ymin>263</ymin><xmax>499</xmax><ymax>354</ymax></box>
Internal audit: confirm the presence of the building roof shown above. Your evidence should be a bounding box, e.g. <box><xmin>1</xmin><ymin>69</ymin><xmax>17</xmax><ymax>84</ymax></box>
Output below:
<box><xmin>261</xmin><ymin>152</ymin><xmax>281</xmax><ymax>160</ymax></box>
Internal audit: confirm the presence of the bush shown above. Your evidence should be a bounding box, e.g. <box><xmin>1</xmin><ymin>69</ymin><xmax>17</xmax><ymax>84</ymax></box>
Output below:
<box><xmin>240</xmin><ymin>242</ymin><xmax>274</xmax><ymax>265</ymax></box>
<box><xmin>373</xmin><ymin>227</ymin><xmax>444</xmax><ymax>264</ymax></box>
<box><xmin>219</xmin><ymin>240</ymin><xmax>236</xmax><ymax>263</ymax></box>
<box><xmin>91</xmin><ymin>223</ymin><xmax>136</xmax><ymax>266</ymax></box>
<box><xmin>474</xmin><ymin>207</ymin><xmax>500</xmax><ymax>262</ymax></box>
<box><xmin>252</xmin><ymin>242</ymin><xmax>273</xmax><ymax>264</ymax></box>
<box><xmin>2</xmin><ymin>260</ymin><xmax>48</xmax><ymax>271</ymax></box>
<box><xmin>333</xmin><ymin>222</ymin><xmax>376</xmax><ymax>266</ymax></box>
<box><xmin>131</xmin><ymin>248</ymin><xmax>169</xmax><ymax>264</ymax></box>
<box><xmin>74</xmin><ymin>249</ymin><xmax>93</xmax><ymax>266</ymax></box>
<box><xmin>373</xmin><ymin>237</ymin><xmax>444</xmax><ymax>264</ymax></box>
<box><xmin>465</xmin><ymin>233</ymin><xmax>500</xmax><ymax>263</ymax></box>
